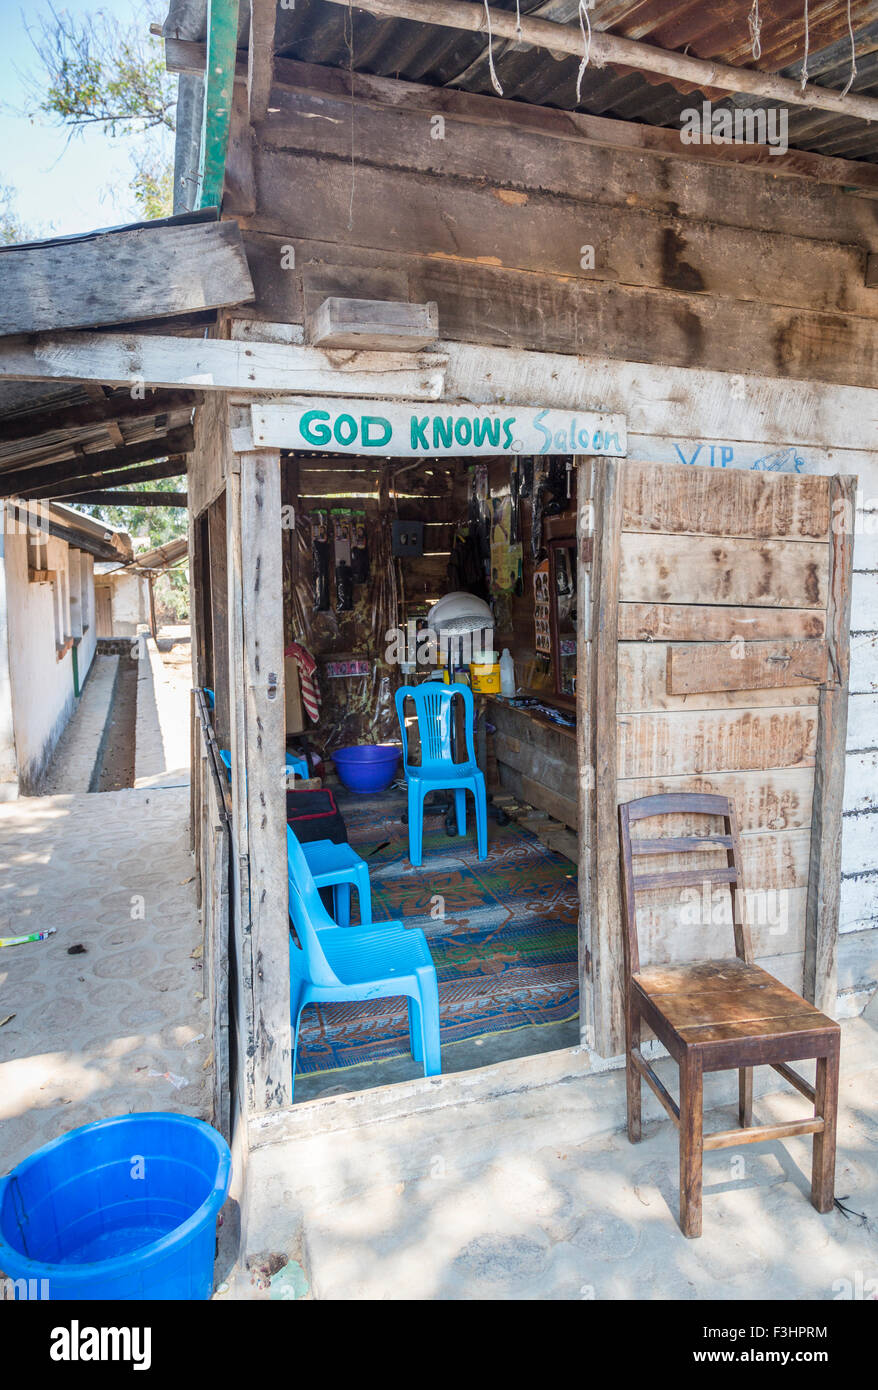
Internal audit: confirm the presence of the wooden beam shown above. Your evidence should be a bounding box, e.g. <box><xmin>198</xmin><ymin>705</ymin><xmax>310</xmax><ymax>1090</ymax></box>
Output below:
<box><xmin>38</xmin><ymin>458</ymin><xmax>188</xmax><ymax>501</ymax></box>
<box><xmin>241</xmin><ymin>238</ymin><xmax>878</xmax><ymax>390</ymax></box>
<box><xmin>59</xmin><ymin>491</ymin><xmax>188</xmax><ymax>507</ymax></box>
<box><xmin>309</xmin><ymin>297</ymin><xmax>439</xmax><ymax>351</ymax></box>
<box><xmin>0</xmin><ymin>428</ymin><xmax>194</xmax><ymax>498</ymax></box>
<box><xmin>247</xmin><ymin>0</ymin><xmax>276</xmax><ymax>124</ymax></box>
<box><xmin>703</xmin><ymin>1117</ymin><xmax>824</xmax><ymax>1150</ymax></box>
<box><xmin>0</xmin><ymin>389</ymin><xmax>196</xmax><ymax>446</ymax></box>
<box><xmin>0</xmin><ymin>333</ymin><xmax>447</xmax><ymax>400</ymax></box>
<box><xmin>0</xmin><ymin>222</ymin><xmax>254</xmax><ymax>337</ymax></box>
<box><xmin>248</xmin><ymin>154</ymin><xmax>878</xmax><ymax>320</ymax></box>
<box><xmin>165</xmin><ymin>44</ymin><xmax>878</xmax><ymax>199</ymax></box>
<box><xmin>263</xmin><ymin>57</ymin><xmax>878</xmax><ymax>200</ymax></box>
<box><xmin>805</xmin><ymin>476</ymin><xmax>857</xmax><ymax>1015</ymax></box>
<box><xmin>322</xmin><ymin>0</ymin><xmax>878</xmax><ymax>123</ymax></box>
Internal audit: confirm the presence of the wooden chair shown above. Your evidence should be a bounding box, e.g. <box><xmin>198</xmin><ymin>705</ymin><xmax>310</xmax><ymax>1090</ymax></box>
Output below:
<box><xmin>619</xmin><ymin>792</ymin><xmax>840</xmax><ymax>1239</ymax></box>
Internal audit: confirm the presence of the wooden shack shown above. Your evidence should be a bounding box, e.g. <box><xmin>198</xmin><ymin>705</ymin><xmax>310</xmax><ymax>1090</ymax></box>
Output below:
<box><xmin>1</xmin><ymin>1</ymin><xmax>876</xmax><ymax>1163</ymax></box>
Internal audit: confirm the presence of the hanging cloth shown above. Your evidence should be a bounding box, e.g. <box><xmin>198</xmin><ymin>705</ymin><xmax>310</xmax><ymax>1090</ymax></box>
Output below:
<box><xmin>286</xmin><ymin>641</ymin><xmax>321</xmax><ymax>723</ymax></box>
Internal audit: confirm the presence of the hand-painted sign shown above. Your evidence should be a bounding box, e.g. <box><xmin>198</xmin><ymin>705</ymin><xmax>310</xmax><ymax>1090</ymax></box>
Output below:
<box><xmin>251</xmin><ymin>397</ymin><xmax>627</xmax><ymax>458</ymax></box>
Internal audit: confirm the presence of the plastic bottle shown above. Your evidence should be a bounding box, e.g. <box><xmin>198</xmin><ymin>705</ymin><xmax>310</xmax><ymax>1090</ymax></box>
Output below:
<box><xmin>500</xmin><ymin>648</ymin><xmax>516</xmax><ymax>697</ymax></box>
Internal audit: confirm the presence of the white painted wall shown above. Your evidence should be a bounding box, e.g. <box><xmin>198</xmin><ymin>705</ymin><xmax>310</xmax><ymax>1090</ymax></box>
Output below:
<box><xmin>78</xmin><ymin>552</ymin><xmax>97</xmax><ymax>682</ymax></box>
<box><xmin>110</xmin><ymin>570</ymin><xmax>148</xmax><ymax>636</ymax></box>
<box><xmin>0</xmin><ymin>528</ymin><xmax>18</xmax><ymax>799</ymax></box>
<box><xmin>4</xmin><ymin>531</ymin><xmax>76</xmax><ymax>791</ymax></box>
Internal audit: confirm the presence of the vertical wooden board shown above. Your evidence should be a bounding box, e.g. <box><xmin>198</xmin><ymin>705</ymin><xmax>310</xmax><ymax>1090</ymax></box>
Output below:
<box><xmin>617</xmin><ymin>707</ymin><xmax>819</xmax><ymax>779</ymax></box>
<box><xmin>576</xmin><ymin>457</ymin><xmax>593</xmax><ymax>1045</ymax></box>
<box><xmin>225</xmin><ymin>467</ymin><xmax>256</xmax><ymax>1116</ymax></box>
<box><xmin>239</xmin><ymin>450</ymin><xmax>292</xmax><ymax>1112</ymax></box>
<box><xmin>618</xmin><ymin>642</ymin><xmax>820</xmax><ymax>713</ymax></box>
<box><xmin>208</xmin><ymin>493</ymin><xmax>230</xmax><ymax>747</ymax></box>
<box><xmin>618</xmin><ymin>602</ymin><xmax>826</xmax><ymax>642</ymax></box>
<box><xmin>621</xmin><ymin>460</ymin><xmax>831</xmax><ymax>539</ymax></box>
<box><xmin>588</xmin><ymin>456</ymin><xmax>625</xmax><ymax>1056</ymax></box>
<box><xmin>619</xmin><ymin>533</ymin><xmax>829</xmax><ymax>608</ymax></box>
<box><xmin>805</xmin><ymin>475</ymin><xmax>857</xmax><ymax>1014</ymax></box>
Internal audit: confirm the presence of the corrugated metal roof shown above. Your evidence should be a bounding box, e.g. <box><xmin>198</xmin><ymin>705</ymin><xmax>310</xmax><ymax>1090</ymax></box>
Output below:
<box><xmin>165</xmin><ymin>0</ymin><xmax>878</xmax><ymax>162</ymax></box>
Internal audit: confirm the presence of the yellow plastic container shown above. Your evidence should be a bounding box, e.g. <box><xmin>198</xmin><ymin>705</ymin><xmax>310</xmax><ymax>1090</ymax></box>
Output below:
<box><xmin>470</xmin><ymin>654</ymin><xmax>500</xmax><ymax>694</ymax></box>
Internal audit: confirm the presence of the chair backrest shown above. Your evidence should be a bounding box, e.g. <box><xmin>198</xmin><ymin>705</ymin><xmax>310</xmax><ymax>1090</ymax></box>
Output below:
<box><xmin>618</xmin><ymin>792</ymin><xmax>751</xmax><ymax>976</ymax></box>
<box><xmin>394</xmin><ymin>681</ymin><xmax>476</xmax><ymax>772</ymax></box>
<box><xmin>285</xmin><ymin>826</ymin><xmax>341</xmax><ymax>987</ymax></box>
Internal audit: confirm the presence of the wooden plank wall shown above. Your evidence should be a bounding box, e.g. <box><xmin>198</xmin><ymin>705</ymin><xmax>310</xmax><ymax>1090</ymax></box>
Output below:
<box><xmin>218</xmin><ymin>56</ymin><xmax>878</xmax><ymax>1020</ymax></box>
<box><xmin>226</xmin><ymin>59</ymin><xmax>878</xmax><ymax>391</ymax></box>
<box><xmin>616</xmin><ymin>463</ymin><xmax>839</xmax><ymax>1007</ymax></box>
<box><xmin>619</xmin><ymin>435</ymin><xmax>878</xmax><ymax>1020</ymax></box>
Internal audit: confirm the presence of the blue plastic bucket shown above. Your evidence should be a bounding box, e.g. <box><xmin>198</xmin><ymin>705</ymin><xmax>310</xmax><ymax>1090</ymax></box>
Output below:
<box><xmin>332</xmin><ymin>744</ymin><xmax>400</xmax><ymax>793</ymax></box>
<box><xmin>0</xmin><ymin>1113</ymin><xmax>231</xmax><ymax>1300</ymax></box>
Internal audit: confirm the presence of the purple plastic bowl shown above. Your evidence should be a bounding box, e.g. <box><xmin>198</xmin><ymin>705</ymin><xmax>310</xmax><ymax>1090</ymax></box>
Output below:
<box><xmin>332</xmin><ymin>744</ymin><xmax>401</xmax><ymax>793</ymax></box>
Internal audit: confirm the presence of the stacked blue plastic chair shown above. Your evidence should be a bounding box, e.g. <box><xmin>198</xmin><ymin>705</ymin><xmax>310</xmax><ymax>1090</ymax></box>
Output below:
<box><xmin>286</xmin><ymin>826</ymin><xmax>441</xmax><ymax>1099</ymax></box>
<box><xmin>220</xmin><ymin>751</ymin><xmax>368</xmax><ymax>922</ymax></box>
<box><xmin>301</xmin><ymin>837</ymin><xmax>372</xmax><ymax>926</ymax></box>
<box><xmin>394</xmin><ymin>681</ymin><xmax>487</xmax><ymax>867</ymax></box>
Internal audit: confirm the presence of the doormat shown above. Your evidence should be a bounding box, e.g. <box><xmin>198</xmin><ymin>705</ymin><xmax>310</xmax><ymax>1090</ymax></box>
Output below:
<box><xmin>295</xmin><ymin>791</ymin><xmax>579</xmax><ymax>1074</ymax></box>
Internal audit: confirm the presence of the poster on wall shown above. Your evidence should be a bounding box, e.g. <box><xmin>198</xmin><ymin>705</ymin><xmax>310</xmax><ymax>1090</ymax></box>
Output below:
<box><xmin>534</xmin><ymin>559</ymin><xmax>551</xmax><ymax>654</ymax></box>
<box><xmin>490</xmin><ymin>495</ymin><xmax>523</xmax><ymax>594</ymax></box>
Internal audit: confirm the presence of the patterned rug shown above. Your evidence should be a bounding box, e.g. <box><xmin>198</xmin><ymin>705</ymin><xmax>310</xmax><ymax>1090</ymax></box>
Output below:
<box><xmin>295</xmin><ymin>789</ymin><xmax>580</xmax><ymax>1074</ymax></box>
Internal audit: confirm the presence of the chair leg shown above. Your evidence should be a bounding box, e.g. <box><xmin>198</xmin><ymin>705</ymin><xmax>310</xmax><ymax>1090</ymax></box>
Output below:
<box><xmin>290</xmin><ymin>1004</ymin><xmax>305</xmax><ymax>1105</ymax></box>
<box><xmin>356</xmin><ymin>863</ymin><xmax>372</xmax><ymax>924</ymax></box>
<box><xmin>739</xmin><ymin>1067</ymin><xmax>753</xmax><ymax>1128</ymax></box>
<box><xmin>811</xmin><ymin>1044</ymin><xmax>840</xmax><ymax>1214</ymax></box>
<box><xmin>474</xmin><ymin>778</ymin><xmax>488</xmax><ymax>861</ymax></box>
<box><xmin>408</xmin><ymin>997</ymin><xmax>423</xmax><ymax>1063</ymax></box>
<box><xmin>454</xmin><ymin>787</ymin><xmax>467</xmax><ymax>837</ymax></box>
<box><xmin>333</xmin><ymin>881</ymin><xmax>351</xmax><ymax>928</ymax></box>
<box><xmin>418</xmin><ymin>972</ymin><xmax>442</xmax><ymax>1077</ymax></box>
<box><xmin>626</xmin><ymin>997</ymin><xmax>642</xmax><ymax>1144</ymax></box>
<box><xmin>678</xmin><ymin>1050</ymin><xmax>704</xmax><ymax>1238</ymax></box>
<box><xmin>408</xmin><ymin>783</ymin><xmax>424</xmax><ymax>866</ymax></box>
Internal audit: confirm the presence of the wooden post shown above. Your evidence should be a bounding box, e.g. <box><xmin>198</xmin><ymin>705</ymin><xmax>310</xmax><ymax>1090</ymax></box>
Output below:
<box><xmin>575</xmin><ymin>456</ymin><xmax>594</xmax><ymax>1046</ymax></box>
<box><xmin>587</xmin><ymin>457</ymin><xmax>625</xmax><ymax>1056</ymax></box>
<box><xmin>208</xmin><ymin>493</ymin><xmax>230</xmax><ymax>748</ymax></box>
<box><xmin>804</xmin><ymin>475</ymin><xmax>856</xmax><ymax>1015</ymax></box>
<box><xmin>227</xmin><ymin>451</ymin><xmax>292</xmax><ymax>1114</ymax></box>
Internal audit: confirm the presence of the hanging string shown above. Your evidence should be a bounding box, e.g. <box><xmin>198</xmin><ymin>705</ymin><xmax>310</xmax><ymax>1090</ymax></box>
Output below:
<box><xmin>748</xmin><ymin>0</ymin><xmax>762</xmax><ymax>62</ymax></box>
<box><xmin>514</xmin><ymin>0</ymin><xmax>522</xmax><ymax>42</ymax></box>
<box><xmin>575</xmin><ymin>0</ymin><xmax>593</xmax><ymax>106</ymax></box>
<box><xmin>800</xmin><ymin>0</ymin><xmax>810</xmax><ymax>90</ymax></box>
<box><xmin>345</xmin><ymin>0</ymin><xmax>356</xmax><ymax>230</ymax></box>
<box><xmin>841</xmin><ymin>0</ymin><xmax>858</xmax><ymax>97</ymax></box>
<box><xmin>483</xmin><ymin>0</ymin><xmax>504</xmax><ymax>96</ymax></box>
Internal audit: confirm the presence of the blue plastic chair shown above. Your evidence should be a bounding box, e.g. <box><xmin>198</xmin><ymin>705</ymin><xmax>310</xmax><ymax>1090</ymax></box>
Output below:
<box><xmin>218</xmin><ymin>749</ymin><xmax>309</xmax><ymax>781</ymax></box>
<box><xmin>300</xmin><ymin>836</ymin><xmax>372</xmax><ymax>927</ymax></box>
<box><xmin>286</xmin><ymin>826</ymin><xmax>441</xmax><ymax>1098</ymax></box>
<box><xmin>394</xmin><ymin>681</ymin><xmax>487</xmax><ymax>867</ymax></box>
